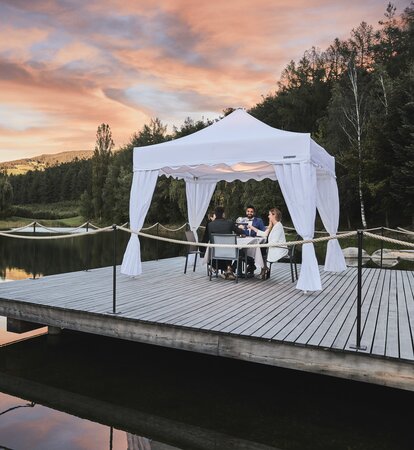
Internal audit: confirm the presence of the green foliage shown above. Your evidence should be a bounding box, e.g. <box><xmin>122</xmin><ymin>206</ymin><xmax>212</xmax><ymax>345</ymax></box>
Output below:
<box><xmin>0</xmin><ymin>172</ymin><xmax>13</xmax><ymax>218</ymax></box>
<box><xmin>92</xmin><ymin>123</ymin><xmax>114</xmax><ymax>220</ymax></box>
<box><xmin>11</xmin><ymin>201</ymin><xmax>79</xmax><ymax>220</ymax></box>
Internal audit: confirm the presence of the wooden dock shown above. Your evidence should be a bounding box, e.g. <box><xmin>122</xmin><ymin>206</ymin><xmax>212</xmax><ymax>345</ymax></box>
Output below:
<box><xmin>0</xmin><ymin>257</ymin><xmax>413</xmax><ymax>391</ymax></box>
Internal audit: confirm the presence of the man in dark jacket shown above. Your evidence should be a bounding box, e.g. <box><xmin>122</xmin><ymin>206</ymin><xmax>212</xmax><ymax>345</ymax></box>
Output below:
<box><xmin>237</xmin><ymin>205</ymin><xmax>266</xmax><ymax>275</ymax></box>
<box><xmin>238</xmin><ymin>205</ymin><xmax>266</xmax><ymax>237</ymax></box>
<box><xmin>205</xmin><ymin>206</ymin><xmax>243</xmax><ymax>279</ymax></box>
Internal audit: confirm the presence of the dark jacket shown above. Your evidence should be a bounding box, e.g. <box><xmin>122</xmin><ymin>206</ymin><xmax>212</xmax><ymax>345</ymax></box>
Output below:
<box><xmin>206</xmin><ymin>218</ymin><xmax>242</xmax><ymax>241</ymax></box>
<box><xmin>240</xmin><ymin>216</ymin><xmax>266</xmax><ymax>237</ymax></box>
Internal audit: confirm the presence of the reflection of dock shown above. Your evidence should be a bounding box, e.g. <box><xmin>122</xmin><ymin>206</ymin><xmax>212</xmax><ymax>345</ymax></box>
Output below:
<box><xmin>0</xmin><ymin>372</ymin><xmax>280</xmax><ymax>450</ymax></box>
<box><xmin>0</xmin><ymin>257</ymin><xmax>413</xmax><ymax>391</ymax></box>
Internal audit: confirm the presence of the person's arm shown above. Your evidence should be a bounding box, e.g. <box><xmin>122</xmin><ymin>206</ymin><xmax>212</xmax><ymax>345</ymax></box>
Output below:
<box><xmin>233</xmin><ymin>223</ymin><xmax>246</xmax><ymax>236</ymax></box>
<box><xmin>256</xmin><ymin>218</ymin><xmax>266</xmax><ymax>231</ymax></box>
<box><xmin>248</xmin><ymin>224</ymin><xmax>269</xmax><ymax>237</ymax></box>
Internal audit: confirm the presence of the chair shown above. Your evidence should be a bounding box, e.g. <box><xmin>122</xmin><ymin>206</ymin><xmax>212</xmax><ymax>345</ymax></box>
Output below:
<box><xmin>184</xmin><ymin>230</ymin><xmax>202</xmax><ymax>274</ymax></box>
<box><xmin>267</xmin><ymin>237</ymin><xmax>299</xmax><ymax>282</ymax></box>
<box><xmin>209</xmin><ymin>234</ymin><xmax>240</xmax><ymax>283</ymax></box>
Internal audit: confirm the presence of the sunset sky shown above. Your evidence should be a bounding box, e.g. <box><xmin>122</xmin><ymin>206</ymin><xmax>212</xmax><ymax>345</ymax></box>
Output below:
<box><xmin>0</xmin><ymin>0</ymin><xmax>409</xmax><ymax>162</ymax></box>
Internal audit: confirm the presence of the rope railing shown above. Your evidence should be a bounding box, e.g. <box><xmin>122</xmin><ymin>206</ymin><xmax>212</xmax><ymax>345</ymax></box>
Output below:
<box><xmin>116</xmin><ymin>225</ymin><xmax>358</xmax><ymax>249</ymax></box>
<box><xmin>2</xmin><ymin>219</ymin><xmax>413</xmax><ymax>238</ymax></box>
<box><xmin>364</xmin><ymin>231</ymin><xmax>414</xmax><ymax>248</ymax></box>
<box><xmin>34</xmin><ymin>221</ymin><xmax>90</xmax><ymax>233</ymax></box>
<box><xmin>0</xmin><ymin>225</ymin><xmax>113</xmax><ymax>240</ymax></box>
<box><xmin>4</xmin><ymin>221</ymin><xmax>37</xmax><ymax>232</ymax></box>
<box><xmin>395</xmin><ymin>227</ymin><xmax>414</xmax><ymax>235</ymax></box>
<box><xmin>158</xmin><ymin>222</ymin><xmax>188</xmax><ymax>232</ymax></box>
<box><xmin>2</xmin><ymin>221</ymin><xmax>414</xmax><ymax>250</ymax></box>
<box><xmin>1</xmin><ymin>222</ymin><xmax>412</xmax><ymax>348</ymax></box>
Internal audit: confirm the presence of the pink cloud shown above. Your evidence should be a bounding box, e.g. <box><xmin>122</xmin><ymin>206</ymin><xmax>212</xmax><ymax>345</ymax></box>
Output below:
<box><xmin>0</xmin><ymin>0</ymin><xmax>409</xmax><ymax>160</ymax></box>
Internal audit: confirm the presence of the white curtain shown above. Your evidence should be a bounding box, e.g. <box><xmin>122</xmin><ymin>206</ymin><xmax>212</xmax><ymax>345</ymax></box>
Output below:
<box><xmin>185</xmin><ymin>180</ymin><xmax>216</xmax><ymax>264</ymax></box>
<box><xmin>121</xmin><ymin>170</ymin><xmax>159</xmax><ymax>276</ymax></box>
<box><xmin>274</xmin><ymin>163</ymin><xmax>322</xmax><ymax>291</ymax></box>
<box><xmin>186</xmin><ymin>180</ymin><xmax>216</xmax><ymax>238</ymax></box>
<box><xmin>316</xmin><ymin>173</ymin><xmax>347</xmax><ymax>272</ymax></box>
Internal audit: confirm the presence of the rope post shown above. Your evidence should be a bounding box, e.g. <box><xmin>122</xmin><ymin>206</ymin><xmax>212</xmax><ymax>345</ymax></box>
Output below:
<box><xmin>380</xmin><ymin>227</ymin><xmax>384</xmax><ymax>268</ymax></box>
<box><xmin>84</xmin><ymin>222</ymin><xmax>90</xmax><ymax>271</ymax></box>
<box><xmin>31</xmin><ymin>223</ymin><xmax>37</xmax><ymax>280</ymax></box>
<box><xmin>112</xmin><ymin>224</ymin><xmax>117</xmax><ymax>313</ymax></box>
<box><xmin>350</xmin><ymin>230</ymin><xmax>367</xmax><ymax>351</ymax></box>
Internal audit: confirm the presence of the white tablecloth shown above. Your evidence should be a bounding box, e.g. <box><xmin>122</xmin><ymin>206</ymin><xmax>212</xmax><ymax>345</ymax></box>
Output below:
<box><xmin>203</xmin><ymin>236</ymin><xmax>265</xmax><ymax>270</ymax></box>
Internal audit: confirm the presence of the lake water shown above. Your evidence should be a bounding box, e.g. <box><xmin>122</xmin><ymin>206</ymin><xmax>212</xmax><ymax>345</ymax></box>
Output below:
<box><xmin>0</xmin><ymin>231</ymin><xmax>413</xmax><ymax>449</ymax></box>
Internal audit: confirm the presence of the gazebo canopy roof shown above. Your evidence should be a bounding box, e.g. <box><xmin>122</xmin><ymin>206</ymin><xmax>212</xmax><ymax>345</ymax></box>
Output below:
<box><xmin>133</xmin><ymin>109</ymin><xmax>335</xmax><ymax>182</ymax></box>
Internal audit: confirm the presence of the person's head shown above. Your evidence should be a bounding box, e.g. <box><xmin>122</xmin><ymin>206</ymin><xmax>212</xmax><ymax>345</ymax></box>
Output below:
<box><xmin>245</xmin><ymin>205</ymin><xmax>256</xmax><ymax>219</ymax></box>
<box><xmin>214</xmin><ymin>206</ymin><xmax>225</xmax><ymax>219</ymax></box>
<box><xmin>268</xmin><ymin>208</ymin><xmax>282</xmax><ymax>224</ymax></box>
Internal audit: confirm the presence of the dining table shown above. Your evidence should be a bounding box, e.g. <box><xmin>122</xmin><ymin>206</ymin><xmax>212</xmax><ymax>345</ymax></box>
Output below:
<box><xmin>202</xmin><ymin>235</ymin><xmax>265</xmax><ymax>273</ymax></box>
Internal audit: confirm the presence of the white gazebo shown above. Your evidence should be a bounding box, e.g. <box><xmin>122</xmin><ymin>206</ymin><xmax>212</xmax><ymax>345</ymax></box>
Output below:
<box><xmin>121</xmin><ymin>108</ymin><xmax>346</xmax><ymax>291</ymax></box>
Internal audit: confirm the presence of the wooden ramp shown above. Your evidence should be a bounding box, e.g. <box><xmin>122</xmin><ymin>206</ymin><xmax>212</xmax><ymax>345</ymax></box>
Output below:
<box><xmin>0</xmin><ymin>257</ymin><xmax>413</xmax><ymax>391</ymax></box>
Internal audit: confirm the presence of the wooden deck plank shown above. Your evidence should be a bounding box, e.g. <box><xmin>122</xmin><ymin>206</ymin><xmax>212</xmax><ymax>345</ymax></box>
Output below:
<box><xmin>1</xmin><ymin>258</ymin><xmax>414</xmax><ymax>387</ymax></box>
<box><xmin>323</xmin><ymin>267</ymin><xmax>376</xmax><ymax>351</ymax></box>
<box><xmin>398</xmin><ymin>271</ymin><xmax>414</xmax><ymax>360</ymax></box>
<box><xmin>192</xmin><ymin>270</ymin><xmax>294</xmax><ymax>332</ymax></box>
<box><xmin>295</xmin><ymin>270</ymin><xmax>359</xmax><ymax>346</ymax></box>
<box><xmin>258</xmin><ymin>271</ymin><xmax>339</xmax><ymax>341</ymax></box>
<box><xmin>371</xmin><ymin>269</ymin><xmax>393</xmax><ymax>356</ymax></box>
<box><xmin>358</xmin><ymin>269</ymin><xmax>386</xmax><ymax>353</ymax></box>
<box><xmin>385</xmin><ymin>271</ymin><xmax>400</xmax><ymax>358</ymax></box>
<box><xmin>269</xmin><ymin>271</ymin><xmax>341</xmax><ymax>343</ymax></box>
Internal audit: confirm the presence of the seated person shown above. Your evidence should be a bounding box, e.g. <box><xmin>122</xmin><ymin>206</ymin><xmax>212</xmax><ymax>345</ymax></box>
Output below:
<box><xmin>199</xmin><ymin>211</ymin><xmax>214</xmax><ymax>258</ymax></box>
<box><xmin>236</xmin><ymin>205</ymin><xmax>266</xmax><ymax>275</ymax></box>
<box><xmin>207</xmin><ymin>206</ymin><xmax>244</xmax><ymax>280</ymax></box>
<box><xmin>248</xmin><ymin>207</ymin><xmax>288</xmax><ymax>279</ymax></box>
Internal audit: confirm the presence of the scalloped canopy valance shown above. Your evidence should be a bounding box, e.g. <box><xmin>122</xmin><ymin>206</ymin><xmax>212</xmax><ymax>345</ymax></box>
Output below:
<box><xmin>133</xmin><ymin>109</ymin><xmax>335</xmax><ymax>181</ymax></box>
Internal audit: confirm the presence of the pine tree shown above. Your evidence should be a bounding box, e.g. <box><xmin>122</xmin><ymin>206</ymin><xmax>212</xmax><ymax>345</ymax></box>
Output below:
<box><xmin>92</xmin><ymin>123</ymin><xmax>114</xmax><ymax>221</ymax></box>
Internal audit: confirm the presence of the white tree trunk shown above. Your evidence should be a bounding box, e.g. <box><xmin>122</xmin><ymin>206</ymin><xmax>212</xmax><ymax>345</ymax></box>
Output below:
<box><xmin>347</xmin><ymin>64</ymin><xmax>367</xmax><ymax>229</ymax></box>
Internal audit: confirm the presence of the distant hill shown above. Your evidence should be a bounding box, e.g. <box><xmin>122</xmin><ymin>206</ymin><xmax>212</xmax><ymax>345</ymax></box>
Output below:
<box><xmin>0</xmin><ymin>150</ymin><xmax>94</xmax><ymax>175</ymax></box>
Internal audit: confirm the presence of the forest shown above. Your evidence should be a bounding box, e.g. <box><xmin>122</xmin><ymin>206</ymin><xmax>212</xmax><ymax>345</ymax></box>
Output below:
<box><xmin>0</xmin><ymin>3</ymin><xmax>413</xmax><ymax>229</ymax></box>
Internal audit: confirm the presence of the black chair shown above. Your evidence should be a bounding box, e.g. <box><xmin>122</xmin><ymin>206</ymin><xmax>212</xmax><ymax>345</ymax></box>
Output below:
<box><xmin>267</xmin><ymin>236</ymin><xmax>299</xmax><ymax>282</ymax></box>
<box><xmin>209</xmin><ymin>234</ymin><xmax>240</xmax><ymax>283</ymax></box>
<box><xmin>184</xmin><ymin>230</ymin><xmax>202</xmax><ymax>274</ymax></box>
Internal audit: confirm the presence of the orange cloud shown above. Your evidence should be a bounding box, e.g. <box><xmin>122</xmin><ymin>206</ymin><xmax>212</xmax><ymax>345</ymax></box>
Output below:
<box><xmin>0</xmin><ymin>0</ymin><xmax>409</xmax><ymax>161</ymax></box>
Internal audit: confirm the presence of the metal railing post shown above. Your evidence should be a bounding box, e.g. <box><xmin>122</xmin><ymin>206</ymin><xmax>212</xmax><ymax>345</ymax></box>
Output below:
<box><xmin>31</xmin><ymin>223</ymin><xmax>36</xmax><ymax>279</ymax></box>
<box><xmin>112</xmin><ymin>224</ymin><xmax>117</xmax><ymax>314</ymax></box>
<box><xmin>350</xmin><ymin>230</ymin><xmax>367</xmax><ymax>350</ymax></box>
<box><xmin>380</xmin><ymin>227</ymin><xmax>384</xmax><ymax>268</ymax></box>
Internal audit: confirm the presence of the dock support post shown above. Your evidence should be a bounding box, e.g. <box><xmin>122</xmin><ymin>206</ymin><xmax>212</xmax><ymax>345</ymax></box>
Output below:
<box><xmin>350</xmin><ymin>230</ymin><xmax>367</xmax><ymax>351</ymax></box>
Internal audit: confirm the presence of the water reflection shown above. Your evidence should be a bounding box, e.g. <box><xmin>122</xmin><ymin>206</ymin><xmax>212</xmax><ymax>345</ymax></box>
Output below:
<box><xmin>0</xmin><ymin>331</ymin><xmax>413</xmax><ymax>450</ymax></box>
<box><xmin>0</xmin><ymin>232</ymin><xmax>185</xmax><ymax>280</ymax></box>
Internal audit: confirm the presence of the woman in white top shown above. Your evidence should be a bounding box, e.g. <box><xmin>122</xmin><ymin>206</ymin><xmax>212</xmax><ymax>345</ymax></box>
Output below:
<box><xmin>248</xmin><ymin>207</ymin><xmax>288</xmax><ymax>279</ymax></box>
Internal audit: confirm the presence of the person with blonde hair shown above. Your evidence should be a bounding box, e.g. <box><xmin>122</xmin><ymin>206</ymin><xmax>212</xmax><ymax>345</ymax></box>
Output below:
<box><xmin>247</xmin><ymin>207</ymin><xmax>288</xmax><ymax>279</ymax></box>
